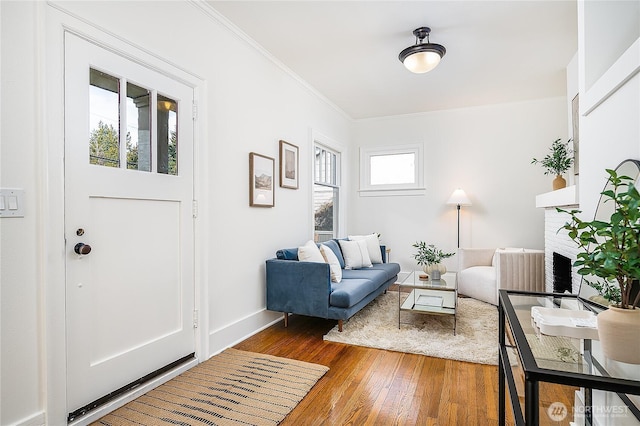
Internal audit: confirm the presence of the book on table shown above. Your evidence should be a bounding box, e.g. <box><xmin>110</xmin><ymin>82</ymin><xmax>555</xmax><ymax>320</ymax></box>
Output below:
<box><xmin>415</xmin><ymin>295</ymin><xmax>443</xmax><ymax>307</ymax></box>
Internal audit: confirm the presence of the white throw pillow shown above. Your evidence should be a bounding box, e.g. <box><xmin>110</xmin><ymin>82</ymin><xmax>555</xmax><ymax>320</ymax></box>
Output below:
<box><xmin>298</xmin><ymin>240</ymin><xmax>325</xmax><ymax>263</ymax></box>
<box><xmin>320</xmin><ymin>244</ymin><xmax>342</xmax><ymax>283</ymax></box>
<box><xmin>349</xmin><ymin>233</ymin><xmax>382</xmax><ymax>264</ymax></box>
<box><xmin>339</xmin><ymin>239</ymin><xmax>373</xmax><ymax>269</ymax></box>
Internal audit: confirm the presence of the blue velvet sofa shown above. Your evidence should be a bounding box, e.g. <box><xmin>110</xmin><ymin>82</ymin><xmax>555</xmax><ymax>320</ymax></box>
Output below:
<box><xmin>266</xmin><ymin>239</ymin><xmax>401</xmax><ymax>331</ymax></box>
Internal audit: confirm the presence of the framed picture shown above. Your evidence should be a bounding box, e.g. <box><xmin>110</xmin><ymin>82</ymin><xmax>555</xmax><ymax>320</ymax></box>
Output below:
<box><xmin>279</xmin><ymin>140</ymin><xmax>299</xmax><ymax>189</ymax></box>
<box><xmin>249</xmin><ymin>152</ymin><xmax>275</xmax><ymax>207</ymax></box>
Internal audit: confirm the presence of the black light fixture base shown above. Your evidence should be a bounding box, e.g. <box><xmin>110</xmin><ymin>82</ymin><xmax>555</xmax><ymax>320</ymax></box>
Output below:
<box><xmin>413</xmin><ymin>27</ymin><xmax>431</xmax><ymax>41</ymax></box>
<box><xmin>398</xmin><ymin>26</ymin><xmax>446</xmax><ymax>65</ymax></box>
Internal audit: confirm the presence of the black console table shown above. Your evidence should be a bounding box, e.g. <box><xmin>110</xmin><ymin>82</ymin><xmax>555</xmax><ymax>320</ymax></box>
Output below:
<box><xmin>498</xmin><ymin>290</ymin><xmax>640</xmax><ymax>425</ymax></box>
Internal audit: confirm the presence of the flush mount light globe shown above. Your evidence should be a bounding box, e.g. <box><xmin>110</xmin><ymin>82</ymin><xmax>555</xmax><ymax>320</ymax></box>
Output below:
<box><xmin>398</xmin><ymin>27</ymin><xmax>446</xmax><ymax>74</ymax></box>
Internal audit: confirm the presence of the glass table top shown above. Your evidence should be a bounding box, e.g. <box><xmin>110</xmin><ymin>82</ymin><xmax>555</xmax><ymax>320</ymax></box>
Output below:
<box><xmin>503</xmin><ymin>292</ymin><xmax>640</xmax><ymax>384</ymax></box>
<box><xmin>396</xmin><ymin>270</ymin><xmax>457</xmax><ymax>291</ymax></box>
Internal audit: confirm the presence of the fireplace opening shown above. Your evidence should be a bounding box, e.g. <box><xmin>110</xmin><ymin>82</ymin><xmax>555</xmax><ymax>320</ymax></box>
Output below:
<box><xmin>553</xmin><ymin>252</ymin><xmax>573</xmax><ymax>294</ymax></box>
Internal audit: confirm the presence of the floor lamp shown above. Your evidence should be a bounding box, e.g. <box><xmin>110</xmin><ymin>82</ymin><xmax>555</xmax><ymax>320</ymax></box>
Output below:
<box><xmin>447</xmin><ymin>189</ymin><xmax>472</xmax><ymax>248</ymax></box>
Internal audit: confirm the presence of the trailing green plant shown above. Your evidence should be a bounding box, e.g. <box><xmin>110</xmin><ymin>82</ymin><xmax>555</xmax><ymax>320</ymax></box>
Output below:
<box><xmin>532</xmin><ymin>138</ymin><xmax>574</xmax><ymax>176</ymax></box>
<box><xmin>558</xmin><ymin>169</ymin><xmax>640</xmax><ymax>309</ymax></box>
<box><xmin>412</xmin><ymin>242</ymin><xmax>455</xmax><ymax>266</ymax></box>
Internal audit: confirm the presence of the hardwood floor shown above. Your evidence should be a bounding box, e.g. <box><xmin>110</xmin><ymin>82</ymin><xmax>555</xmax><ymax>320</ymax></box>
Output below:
<box><xmin>235</xmin><ymin>314</ymin><xmax>493</xmax><ymax>425</ymax></box>
<box><xmin>234</xmin><ymin>313</ymin><xmax>577</xmax><ymax>425</ymax></box>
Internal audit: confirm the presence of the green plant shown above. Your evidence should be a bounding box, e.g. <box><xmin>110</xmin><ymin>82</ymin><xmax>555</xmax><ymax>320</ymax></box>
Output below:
<box><xmin>588</xmin><ymin>279</ymin><xmax>622</xmax><ymax>303</ymax></box>
<box><xmin>531</xmin><ymin>138</ymin><xmax>574</xmax><ymax>176</ymax></box>
<box><xmin>412</xmin><ymin>242</ymin><xmax>455</xmax><ymax>266</ymax></box>
<box><xmin>558</xmin><ymin>169</ymin><xmax>640</xmax><ymax>309</ymax></box>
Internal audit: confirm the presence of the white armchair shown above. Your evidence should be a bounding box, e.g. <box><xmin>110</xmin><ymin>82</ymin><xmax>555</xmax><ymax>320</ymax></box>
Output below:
<box><xmin>457</xmin><ymin>248</ymin><xmax>545</xmax><ymax>305</ymax></box>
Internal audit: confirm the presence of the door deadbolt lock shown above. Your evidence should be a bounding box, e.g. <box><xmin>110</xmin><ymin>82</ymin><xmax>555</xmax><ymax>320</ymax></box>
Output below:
<box><xmin>76</xmin><ymin>228</ymin><xmax>85</xmax><ymax>236</ymax></box>
<box><xmin>74</xmin><ymin>243</ymin><xmax>92</xmax><ymax>255</ymax></box>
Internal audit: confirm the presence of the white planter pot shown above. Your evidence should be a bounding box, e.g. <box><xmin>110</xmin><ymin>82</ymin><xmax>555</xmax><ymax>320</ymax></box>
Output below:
<box><xmin>597</xmin><ymin>306</ymin><xmax>640</xmax><ymax>364</ymax></box>
<box><xmin>423</xmin><ymin>263</ymin><xmax>447</xmax><ymax>280</ymax></box>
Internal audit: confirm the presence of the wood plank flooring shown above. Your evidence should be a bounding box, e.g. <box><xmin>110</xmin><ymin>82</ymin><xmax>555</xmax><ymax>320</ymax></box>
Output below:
<box><xmin>234</xmin><ymin>313</ymin><xmax>577</xmax><ymax>425</ymax></box>
<box><xmin>234</xmin><ymin>315</ymin><xmax>475</xmax><ymax>424</ymax></box>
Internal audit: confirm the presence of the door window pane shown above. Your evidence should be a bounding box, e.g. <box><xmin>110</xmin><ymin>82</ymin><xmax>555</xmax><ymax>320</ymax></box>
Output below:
<box><xmin>126</xmin><ymin>82</ymin><xmax>151</xmax><ymax>171</ymax></box>
<box><xmin>89</xmin><ymin>69</ymin><xmax>120</xmax><ymax>167</ymax></box>
<box><xmin>89</xmin><ymin>70</ymin><xmax>179</xmax><ymax>177</ymax></box>
<box><xmin>157</xmin><ymin>95</ymin><xmax>177</xmax><ymax>175</ymax></box>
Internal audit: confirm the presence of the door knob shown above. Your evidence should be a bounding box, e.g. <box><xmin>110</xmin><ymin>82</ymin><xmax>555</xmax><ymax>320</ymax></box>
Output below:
<box><xmin>74</xmin><ymin>243</ymin><xmax>92</xmax><ymax>255</ymax></box>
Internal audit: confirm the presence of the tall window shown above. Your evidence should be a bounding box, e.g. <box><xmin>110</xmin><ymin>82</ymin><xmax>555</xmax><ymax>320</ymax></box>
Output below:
<box><xmin>314</xmin><ymin>144</ymin><xmax>340</xmax><ymax>242</ymax></box>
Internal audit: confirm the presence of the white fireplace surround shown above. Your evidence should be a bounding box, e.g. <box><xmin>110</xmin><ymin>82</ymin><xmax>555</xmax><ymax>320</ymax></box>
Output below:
<box><xmin>536</xmin><ymin>185</ymin><xmax>582</xmax><ymax>294</ymax></box>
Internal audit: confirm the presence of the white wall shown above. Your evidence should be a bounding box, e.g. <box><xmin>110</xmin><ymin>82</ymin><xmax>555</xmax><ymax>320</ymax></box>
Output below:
<box><xmin>1</xmin><ymin>1</ymin><xmax>351</xmax><ymax>424</ymax></box>
<box><xmin>350</xmin><ymin>98</ymin><xmax>568</xmax><ymax>272</ymax></box>
<box><xmin>1</xmin><ymin>2</ymin><xmax>45</xmax><ymax>425</ymax></box>
<box><xmin>3</xmin><ymin>0</ymin><xmax>637</xmax><ymax>424</ymax></box>
<box><xmin>576</xmin><ymin>0</ymin><xmax>640</xmax><ymax>221</ymax></box>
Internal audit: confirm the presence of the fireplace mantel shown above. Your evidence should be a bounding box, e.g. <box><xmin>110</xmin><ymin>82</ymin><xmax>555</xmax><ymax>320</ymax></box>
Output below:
<box><xmin>535</xmin><ymin>185</ymin><xmax>578</xmax><ymax>208</ymax></box>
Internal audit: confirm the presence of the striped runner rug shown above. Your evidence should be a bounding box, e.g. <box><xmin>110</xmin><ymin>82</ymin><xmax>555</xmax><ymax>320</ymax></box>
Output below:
<box><xmin>92</xmin><ymin>348</ymin><xmax>329</xmax><ymax>426</ymax></box>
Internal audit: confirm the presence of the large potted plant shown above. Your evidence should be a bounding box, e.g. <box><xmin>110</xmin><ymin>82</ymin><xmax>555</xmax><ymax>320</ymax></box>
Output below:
<box><xmin>412</xmin><ymin>242</ymin><xmax>455</xmax><ymax>280</ymax></box>
<box><xmin>559</xmin><ymin>169</ymin><xmax>640</xmax><ymax>364</ymax></box>
<box><xmin>532</xmin><ymin>138</ymin><xmax>574</xmax><ymax>190</ymax></box>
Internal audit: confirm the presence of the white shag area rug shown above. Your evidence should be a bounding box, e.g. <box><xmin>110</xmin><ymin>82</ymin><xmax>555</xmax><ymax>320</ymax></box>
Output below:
<box><xmin>324</xmin><ymin>291</ymin><xmax>499</xmax><ymax>365</ymax></box>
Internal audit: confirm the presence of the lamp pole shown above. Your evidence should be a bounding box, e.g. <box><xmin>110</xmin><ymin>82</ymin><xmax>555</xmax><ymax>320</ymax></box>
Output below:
<box><xmin>456</xmin><ymin>203</ymin><xmax>461</xmax><ymax>248</ymax></box>
<box><xmin>447</xmin><ymin>188</ymin><xmax>471</xmax><ymax>249</ymax></box>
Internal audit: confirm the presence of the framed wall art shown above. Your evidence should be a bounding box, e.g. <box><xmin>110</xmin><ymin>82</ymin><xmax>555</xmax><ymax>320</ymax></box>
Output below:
<box><xmin>279</xmin><ymin>140</ymin><xmax>299</xmax><ymax>189</ymax></box>
<box><xmin>249</xmin><ymin>152</ymin><xmax>275</xmax><ymax>207</ymax></box>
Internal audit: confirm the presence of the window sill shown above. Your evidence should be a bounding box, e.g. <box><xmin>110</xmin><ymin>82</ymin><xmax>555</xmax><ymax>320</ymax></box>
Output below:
<box><xmin>358</xmin><ymin>188</ymin><xmax>426</xmax><ymax>197</ymax></box>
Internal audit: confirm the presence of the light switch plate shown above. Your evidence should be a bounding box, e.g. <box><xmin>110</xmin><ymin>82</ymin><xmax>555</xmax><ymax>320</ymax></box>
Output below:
<box><xmin>0</xmin><ymin>189</ymin><xmax>25</xmax><ymax>217</ymax></box>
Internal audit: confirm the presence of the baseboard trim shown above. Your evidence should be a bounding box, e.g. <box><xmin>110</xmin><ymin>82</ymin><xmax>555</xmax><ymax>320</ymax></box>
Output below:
<box><xmin>208</xmin><ymin>308</ymin><xmax>281</xmax><ymax>357</ymax></box>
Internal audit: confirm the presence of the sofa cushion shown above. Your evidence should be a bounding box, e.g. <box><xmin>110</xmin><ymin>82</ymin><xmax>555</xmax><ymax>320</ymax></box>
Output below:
<box><xmin>341</xmin><ymin>268</ymin><xmax>388</xmax><ymax>283</ymax></box>
<box><xmin>459</xmin><ymin>265</ymin><xmax>495</xmax><ymax>284</ymax></box>
<box><xmin>323</xmin><ymin>239</ymin><xmax>345</xmax><ymax>269</ymax></box>
<box><xmin>330</xmin><ymin>278</ymin><xmax>379</xmax><ymax>308</ymax></box>
<box><xmin>368</xmin><ymin>262</ymin><xmax>401</xmax><ymax>281</ymax></box>
<box><xmin>458</xmin><ymin>265</ymin><xmax>496</xmax><ymax>304</ymax></box>
<box><xmin>320</xmin><ymin>244</ymin><xmax>342</xmax><ymax>283</ymax></box>
<box><xmin>276</xmin><ymin>248</ymin><xmax>298</xmax><ymax>260</ymax></box>
<box><xmin>339</xmin><ymin>239</ymin><xmax>372</xmax><ymax>269</ymax></box>
<box><xmin>349</xmin><ymin>233</ymin><xmax>382</xmax><ymax>264</ymax></box>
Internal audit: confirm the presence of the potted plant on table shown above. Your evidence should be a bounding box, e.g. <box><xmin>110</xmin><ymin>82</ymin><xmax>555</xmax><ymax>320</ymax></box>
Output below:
<box><xmin>558</xmin><ymin>169</ymin><xmax>640</xmax><ymax>364</ymax></box>
<box><xmin>532</xmin><ymin>138</ymin><xmax>574</xmax><ymax>190</ymax></box>
<box><xmin>412</xmin><ymin>242</ymin><xmax>455</xmax><ymax>280</ymax></box>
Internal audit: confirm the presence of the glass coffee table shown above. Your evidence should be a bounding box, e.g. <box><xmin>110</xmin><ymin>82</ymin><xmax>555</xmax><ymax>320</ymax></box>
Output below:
<box><xmin>396</xmin><ymin>271</ymin><xmax>458</xmax><ymax>334</ymax></box>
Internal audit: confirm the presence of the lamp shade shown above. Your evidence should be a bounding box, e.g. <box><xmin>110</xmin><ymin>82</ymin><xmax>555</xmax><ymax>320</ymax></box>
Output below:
<box><xmin>398</xmin><ymin>27</ymin><xmax>446</xmax><ymax>74</ymax></box>
<box><xmin>402</xmin><ymin>51</ymin><xmax>442</xmax><ymax>74</ymax></box>
<box><xmin>447</xmin><ymin>188</ymin><xmax>471</xmax><ymax>206</ymax></box>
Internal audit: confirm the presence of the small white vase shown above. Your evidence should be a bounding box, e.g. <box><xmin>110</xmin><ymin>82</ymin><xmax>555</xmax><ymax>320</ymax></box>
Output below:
<box><xmin>423</xmin><ymin>263</ymin><xmax>447</xmax><ymax>280</ymax></box>
<box><xmin>597</xmin><ymin>306</ymin><xmax>640</xmax><ymax>364</ymax></box>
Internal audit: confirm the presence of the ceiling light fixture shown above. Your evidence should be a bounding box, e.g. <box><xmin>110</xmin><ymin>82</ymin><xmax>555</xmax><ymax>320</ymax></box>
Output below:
<box><xmin>398</xmin><ymin>27</ymin><xmax>446</xmax><ymax>74</ymax></box>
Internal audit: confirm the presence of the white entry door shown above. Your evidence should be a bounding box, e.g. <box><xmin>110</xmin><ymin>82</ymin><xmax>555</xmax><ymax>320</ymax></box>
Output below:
<box><xmin>64</xmin><ymin>33</ymin><xmax>196</xmax><ymax>418</ymax></box>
